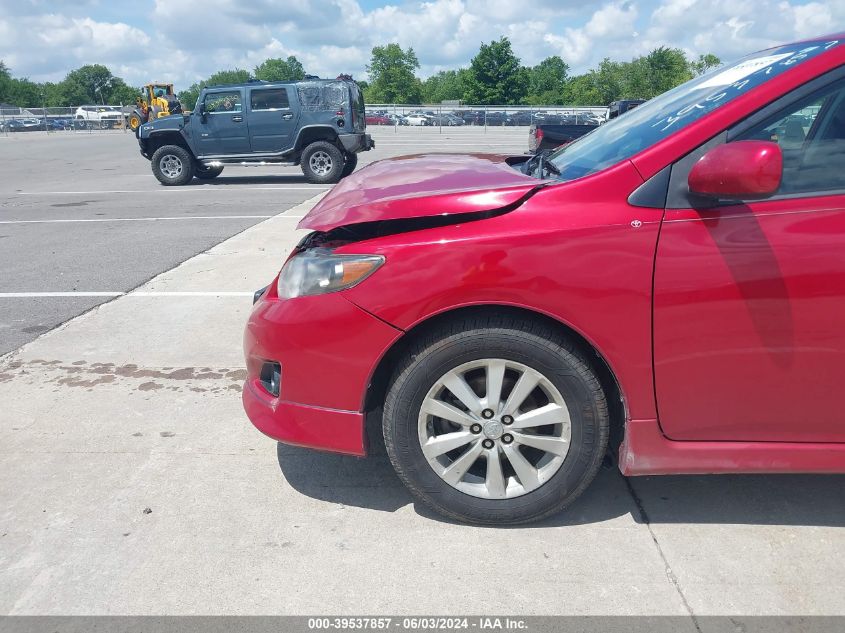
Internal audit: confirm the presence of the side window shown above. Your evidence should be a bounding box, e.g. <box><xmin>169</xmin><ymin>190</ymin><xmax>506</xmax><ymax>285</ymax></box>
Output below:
<box><xmin>251</xmin><ymin>88</ymin><xmax>289</xmax><ymax>111</ymax></box>
<box><xmin>204</xmin><ymin>90</ymin><xmax>242</xmax><ymax>114</ymax></box>
<box><xmin>736</xmin><ymin>81</ymin><xmax>845</xmax><ymax>195</ymax></box>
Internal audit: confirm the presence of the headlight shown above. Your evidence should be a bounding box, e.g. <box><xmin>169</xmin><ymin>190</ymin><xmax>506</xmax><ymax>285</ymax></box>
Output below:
<box><xmin>277</xmin><ymin>248</ymin><xmax>384</xmax><ymax>299</ymax></box>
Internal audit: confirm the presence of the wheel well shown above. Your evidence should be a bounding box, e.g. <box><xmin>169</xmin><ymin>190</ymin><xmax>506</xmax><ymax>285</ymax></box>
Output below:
<box><xmin>363</xmin><ymin>304</ymin><xmax>627</xmax><ymax>457</ymax></box>
<box><xmin>146</xmin><ymin>133</ymin><xmax>192</xmax><ymax>157</ymax></box>
<box><xmin>295</xmin><ymin>127</ymin><xmax>340</xmax><ymax>152</ymax></box>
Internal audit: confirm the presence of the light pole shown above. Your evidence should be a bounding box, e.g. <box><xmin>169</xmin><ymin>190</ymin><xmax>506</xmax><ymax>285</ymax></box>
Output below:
<box><xmin>93</xmin><ymin>78</ymin><xmax>113</xmax><ymax>105</ymax></box>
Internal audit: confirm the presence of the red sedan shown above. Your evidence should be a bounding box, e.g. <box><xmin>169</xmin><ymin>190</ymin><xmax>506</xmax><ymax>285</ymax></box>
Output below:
<box><xmin>365</xmin><ymin>114</ymin><xmax>392</xmax><ymax>125</ymax></box>
<box><xmin>244</xmin><ymin>34</ymin><xmax>845</xmax><ymax>524</ymax></box>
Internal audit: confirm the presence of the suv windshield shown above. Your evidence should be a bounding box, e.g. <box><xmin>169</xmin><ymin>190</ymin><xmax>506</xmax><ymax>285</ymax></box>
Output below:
<box><xmin>546</xmin><ymin>38</ymin><xmax>842</xmax><ymax>182</ymax></box>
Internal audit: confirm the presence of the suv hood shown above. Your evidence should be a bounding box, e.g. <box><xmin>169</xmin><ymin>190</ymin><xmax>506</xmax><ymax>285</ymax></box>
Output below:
<box><xmin>298</xmin><ymin>153</ymin><xmax>540</xmax><ymax>231</ymax></box>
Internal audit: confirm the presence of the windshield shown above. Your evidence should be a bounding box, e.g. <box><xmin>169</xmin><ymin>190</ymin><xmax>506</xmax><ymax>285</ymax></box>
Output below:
<box><xmin>546</xmin><ymin>38</ymin><xmax>842</xmax><ymax>182</ymax></box>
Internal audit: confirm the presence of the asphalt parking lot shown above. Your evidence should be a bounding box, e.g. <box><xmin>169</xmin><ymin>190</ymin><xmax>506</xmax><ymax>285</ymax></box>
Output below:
<box><xmin>1</xmin><ymin>128</ymin><xmax>844</xmax><ymax>617</ymax></box>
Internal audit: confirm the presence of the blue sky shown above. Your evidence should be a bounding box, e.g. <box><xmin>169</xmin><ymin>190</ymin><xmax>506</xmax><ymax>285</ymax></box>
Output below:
<box><xmin>0</xmin><ymin>0</ymin><xmax>842</xmax><ymax>88</ymax></box>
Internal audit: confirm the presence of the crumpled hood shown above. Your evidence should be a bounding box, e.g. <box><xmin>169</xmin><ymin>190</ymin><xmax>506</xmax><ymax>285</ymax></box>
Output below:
<box><xmin>298</xmin><ymin>153</ymin><xmax>541</xmax><ymax>231</ymax></box>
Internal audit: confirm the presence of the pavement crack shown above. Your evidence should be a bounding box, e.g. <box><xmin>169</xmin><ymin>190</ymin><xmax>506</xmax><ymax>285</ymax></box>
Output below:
<box><xmin>624</xmin><ymin>477</ymin><xmax>702</xmax><ymax>631</ymax></box>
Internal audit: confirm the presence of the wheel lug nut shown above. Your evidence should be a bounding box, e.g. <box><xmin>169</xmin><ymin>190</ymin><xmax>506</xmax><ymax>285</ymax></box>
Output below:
<box><xmin>481</xmin><ymin>409</ymin><xmax>494</xmax><ymax>419</ymax></box>
<box><xmin>502</xmin><ymin>415</ymin><xmax>514</xmax><ymax>425</ymax></box>
<box><xmin>470</xmin><ymin>423</ymin><xmax>482</xmax><ymax>434</ymax></box>
<box><xmin>482</xmin><ymin>439</ymin><xmax>495</xmax><ymax>449</ymax></box>
<box><xmin>502</xmin><ymin>434</ymin><xmax>513</xmax><ymax>444</ymax></box>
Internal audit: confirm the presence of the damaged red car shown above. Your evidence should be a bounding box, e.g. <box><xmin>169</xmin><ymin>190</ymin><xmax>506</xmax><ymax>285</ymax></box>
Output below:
<box><xmin>244</xmin><ymin>34</ymin><xmax>845</xmax><ymax>524</ymax></box>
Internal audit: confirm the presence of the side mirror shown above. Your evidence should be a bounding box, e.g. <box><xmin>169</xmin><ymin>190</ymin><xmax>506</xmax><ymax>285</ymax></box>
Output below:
<box><xmin>688</xmin><ymin>140</ymin><xmax>783</xmax><ymax>200</ymax></box>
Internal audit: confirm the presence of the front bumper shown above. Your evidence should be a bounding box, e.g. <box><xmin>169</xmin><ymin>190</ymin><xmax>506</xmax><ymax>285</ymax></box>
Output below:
<box><xmin>339</xmin><ymin>132</ymin><xmax>375</xmax><ymax>153</ymax></box>
<box><xmin>242</xmin><ymin>287</ymin><xmax>402</xmax><ymax>456</ymax></box>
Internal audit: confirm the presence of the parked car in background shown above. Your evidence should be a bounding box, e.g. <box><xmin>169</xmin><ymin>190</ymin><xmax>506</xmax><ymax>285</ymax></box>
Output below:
<box><xmin>405</xmin><ymin>113</ymin><xmax>432</xmax><ymax>126</ymax></box>
<box><xmin>482</xmin><ymin>111</ymin><xmax>509</xmax><ymax>126</ymax></box>
<box><xmin>366</xmin><ymin>114</ymin><xmax>392</xmax><ymax>125</ymax></box>
<box><xmin>506</xmin><ymin>111</ymin><xmax>535</xmax><ymax>126</ymax></box>
<box><xmin>74</xmin><ymin>105</ymin><xmax>124</xmax><ymax>129</ymax></box>
<box><xmin>428</xmin><ymin>113</ymin><xmax>464</xmax><ymax>126</ymax></box>
<box><xmin>456</xmin><ymin>110</ymin><xmax>484</xmax><ymax>125</ymax></box>
<box><xmin>243</xmin><ymin>34</ymin><xmax>845</xmax><ymax>526</ymax></box>
<box><xmin>608</xmin><ymin>99</ymin><xmax>646</xmax><ymax>119</ymax></box>
<box><xmin>386</xmin><ymin>113</ymin><xmax>409</xmax><ymax>126</ymax></box>
<box><xmin>2</xmin><ymin>118</ymin><xmax>43</xmax><ymax>132</ymax></box>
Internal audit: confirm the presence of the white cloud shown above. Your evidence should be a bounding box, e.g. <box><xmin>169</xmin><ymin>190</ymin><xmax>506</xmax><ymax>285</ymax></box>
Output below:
<box><xmin>0</xmin><ymin>0</ymin><xmax>844</xmax><ymax>92</ymax></box>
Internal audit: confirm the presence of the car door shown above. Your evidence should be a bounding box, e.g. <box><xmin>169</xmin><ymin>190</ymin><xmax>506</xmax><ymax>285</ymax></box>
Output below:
<box><xmin>654</xmin><ymin>74</ymin><xmax>845</xmax><ymax>443</ymax></box>
<box><xmin>195</xmin><ymin>89</ymin><xmax>250</xmax><ymax>156</ymax></box>
<box><xmin>247</xmin><ymin>87</ymin><xmax>298</xmax><ymax>154</ymax></box>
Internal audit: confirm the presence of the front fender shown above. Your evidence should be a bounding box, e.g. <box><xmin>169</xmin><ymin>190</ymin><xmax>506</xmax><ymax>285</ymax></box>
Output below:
<box><xmin>337</xmin><ymin>161</ymin><xmax>660</xmax><ymax>422</ymax></box>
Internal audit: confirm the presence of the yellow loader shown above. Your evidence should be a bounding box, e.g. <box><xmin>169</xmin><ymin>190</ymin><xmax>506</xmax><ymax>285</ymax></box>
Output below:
<box><xmin>128</xmin><ymin>83</ymin><xmax>183</xmax><ymax>132</ymax></box>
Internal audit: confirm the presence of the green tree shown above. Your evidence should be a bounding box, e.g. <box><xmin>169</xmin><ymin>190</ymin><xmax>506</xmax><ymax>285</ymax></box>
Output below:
<box><xmin>6</xmin><ymin>78</ymin><xmax>42</xmax><ymax>107</ymax></box>
<box><xmin>178</xmin><ymin>68</ymin><xmax>251</xmax><ymax>109</ymax></box>
<box><xmin>465</xmin><ymin>37</ymin><xmax>528</xmax><ymax>105</ymax></box>
<box><xmin>421</xmin><ymin>69</ymin><xmax>469</xmax><ymax>103</ymax></box>
<box><xmin>254</xmin><ymin>56</ymin><xmax>306</xmax><ymax>82</ymax></box>
<box><xmin>628</xmin><ymin>47</ymin><xmax>692</xmax><ymax>98</ymax></box>
<box><xmin>561</xmin><ymin>73</ymin><xmax>604</xmax><ymax>106</ymax></box>
<box><xmin>690</xmin><ymin>53</ymin><xmax>721</xmax><ymax>76</ymax></box>
<box><xmin>524</xmin><ymin>56</ymin><xmax>570</xmax><ymax>105</ymax></box>
<box><xmin>365</xmin><ymin>44</ymin><xmax>422</xmax><ymax>104</ymax></box>
<box><xmin>0</xmin><ymin>60</ymin><xmax>11</xmax><ymax>104</ymax></box>
<box><xmin>50</xmin><ymin>64</ymin><xmax>140</xmax><ymax>106</ymax></box>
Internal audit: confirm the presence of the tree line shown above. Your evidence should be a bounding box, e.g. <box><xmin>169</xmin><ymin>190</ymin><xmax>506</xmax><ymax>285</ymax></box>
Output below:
<box><xmin>0</xmin><ymin>62</ymin><xmax>138</xmax><ymax>108</ymax></box>
<box><xmin>365</xmin><ymin>38</ymin><xmax>721</xmax><ymax>105</ymax></box>
<box><xmin>0</xmin><ymin>37</ymin><xmax>720</xmax><ymax>110</ymax></box>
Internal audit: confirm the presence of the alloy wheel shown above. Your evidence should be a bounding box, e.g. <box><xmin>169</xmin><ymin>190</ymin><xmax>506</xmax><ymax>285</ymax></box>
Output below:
<box><xmin>417</xmin><ymin>358</ymin><xmax>571</xmax><ymax>499</ymax></box>
<box><xmin>160</xmin><ymin>154</ymin><xmax>183</xmax><ymax>179</ymax></box>
<box><xmin>309</xmin><ymin>151</ymin><xmax>333</xmax><ymax>176</ymax></box>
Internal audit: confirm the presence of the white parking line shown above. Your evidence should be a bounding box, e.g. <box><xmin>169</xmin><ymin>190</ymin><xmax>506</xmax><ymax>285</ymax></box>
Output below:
<box><xmin>0</xmin><ymin>215</ymin><xmax>274</xmax><ymax>225</ymax></box>
<box><xmin>0</xmin><ymin>291</ymin><xmax>254</xmax><ymax>298</ymax></box>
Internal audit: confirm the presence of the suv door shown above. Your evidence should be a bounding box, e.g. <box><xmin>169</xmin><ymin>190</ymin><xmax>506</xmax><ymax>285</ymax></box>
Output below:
<box><xmin>654</xmin><ymin>74</ymin><xmax>845</xmax><ymax>442</ymax></box>
<box><xmin>247</xmin><ymin>87</ymin><xmax>298</xmax><ymax>153</ymax></box>
<box><xmin>196</xmin><ymin>89</ymin><xmax>250</xmax><ymax>156</ymax></box>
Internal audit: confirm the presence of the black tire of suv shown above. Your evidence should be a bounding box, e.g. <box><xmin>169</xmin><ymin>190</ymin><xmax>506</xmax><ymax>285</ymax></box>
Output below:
<box><xmin>195</xmin><ymin>164</ymin><xmax>224</xmax><ymax>180</ymax></box>
<box><xmin>301</xmin><ymin>141</ymin><xmax>345</xmax><ymax>184</ymax></box>
<box><xmin>151</xmin><ymin>145</ymin><xmax>195</xmax><ymax>186</ymax></box>
<box><xmin>382</xmin><ymin>314</ymin><xmax>609</xmax><ymax>525</ymax></box>
<box><xmin>341</xmin><ymin>152</ymin><xmax>358</xmax><ymax>178</ymax></box>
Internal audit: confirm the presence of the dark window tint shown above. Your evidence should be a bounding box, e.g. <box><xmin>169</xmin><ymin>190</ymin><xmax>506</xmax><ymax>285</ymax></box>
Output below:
<box><xmin>737</xmin><ymin>80</ymin><xmax>845</xmax><ymax>194</ymax></box>
<box><xmin>251</xmin><ymin>88</ymin><xmax>289</xmax><ymax>111</ymax></box>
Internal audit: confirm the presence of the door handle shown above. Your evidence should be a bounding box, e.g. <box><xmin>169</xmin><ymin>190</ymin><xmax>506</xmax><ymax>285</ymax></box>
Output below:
<box><xmin>232</xmin><ymin>115</ymin><xmax>243</xmax><ymax>122</ymax></box>
<box><xmin>281</xmin><ymin>113</ymin><xmax>293</xmax><ymax>120</ymax></box>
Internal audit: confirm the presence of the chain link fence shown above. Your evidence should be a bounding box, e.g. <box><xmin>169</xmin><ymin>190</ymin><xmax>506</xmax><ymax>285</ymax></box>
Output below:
<box><xmin>363</xmin><ymin>104</ymin><xmax>608</xmax><ymax>131</ymax></box>
<box><xmin>0</xmin><ymin>102</ymin><xmax>609</xmax><ymax>137</ymax></box>
<box><xmin>0</xmin><ymin>105</ymin><xmax>133</xmax><ymax>136</ymax></box>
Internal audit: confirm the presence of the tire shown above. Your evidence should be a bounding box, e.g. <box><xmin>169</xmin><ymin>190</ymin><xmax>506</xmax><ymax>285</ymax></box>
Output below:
<box><xmin>151</xmin><ymin>145</ymin><xmax>194</xmax><ymax>186</ymax></box>
<box><xmin>383</xmin><ymin>314</ymin><xmax>609</xmax><ymax>525</ymax></box>
<box><xmin>301</xmin><ymin>141</ymin><xmax>344</xmax><ymax>184</ymax></box>
<box><xmin>195</xmin><ymin>164</ymin><xmax>224</xmax><ymax>180</ymax></box>
<box><xmin>129</xmin><ymin>111</ymin><xmax>143</xmax><ymax>133</ymax></box>
<box><xmin>340</xmin><ymin>152</ymin><xmax>358</xmax><ymax>178</ymax></box>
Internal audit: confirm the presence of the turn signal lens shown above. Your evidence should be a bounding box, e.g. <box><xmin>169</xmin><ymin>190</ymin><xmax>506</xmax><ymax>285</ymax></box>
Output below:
<box><xmin>277</xmin><ymin>249</ymin><xmax>384</xmax><ymax>299</ymax></box>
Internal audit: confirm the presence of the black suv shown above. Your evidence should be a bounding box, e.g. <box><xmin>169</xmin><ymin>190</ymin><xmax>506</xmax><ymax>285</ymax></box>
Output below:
<box><xmin>137</xmin><ymin>78</ymin><xmax>374</xmax><ymax>185</ymax></box>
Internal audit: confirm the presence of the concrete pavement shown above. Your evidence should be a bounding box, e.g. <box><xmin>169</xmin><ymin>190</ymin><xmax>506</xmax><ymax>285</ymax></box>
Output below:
<box><xmin>1</xmin><ymin>129</ymin><xmax>844</xmax><ymax>617</ymax></box>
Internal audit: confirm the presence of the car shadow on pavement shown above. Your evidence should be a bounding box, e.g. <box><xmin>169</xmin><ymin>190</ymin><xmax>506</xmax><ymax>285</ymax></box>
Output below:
<box><xmin>185</xmin><ymin>174</ymin><xmax>317</xmax><ymax>186</ymax></box>
<box><xmin>277</xmin><ymin>440</ymin><xmax>845</xmax><ymax>528</ymax></box>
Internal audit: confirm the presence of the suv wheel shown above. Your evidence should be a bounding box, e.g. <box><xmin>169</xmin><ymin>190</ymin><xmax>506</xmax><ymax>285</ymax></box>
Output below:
<box><xmin>151</xmin><ymin>145</ymin><xmax>194</xmax><ymax>186</ymax></box>
<box><xmin>341</xmin><ymin>152</ymin><xmax>358</xmax><ymax>178</ymax></box>
<box><xmin>301</xmin><ymin>141</ymin><xmax>344</xmax><ymax>184</ymax></box>
<box><xmin>383</xmin><ymin>314</ymin><xmax>609</xmax><ymax>525</ymax></box>
<box><xmin>195</xmin><ymin>164</ymin><xmax>224</xmax><ymax>180</ymax></box>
